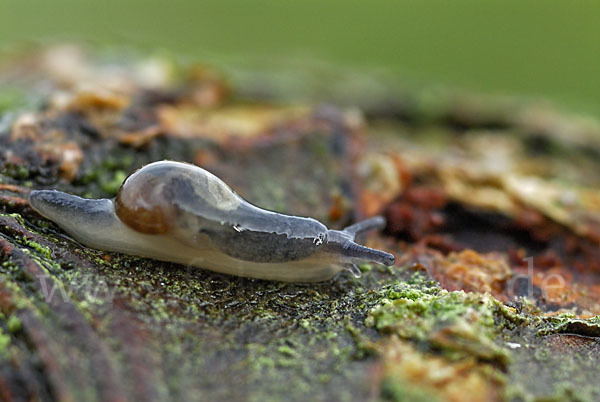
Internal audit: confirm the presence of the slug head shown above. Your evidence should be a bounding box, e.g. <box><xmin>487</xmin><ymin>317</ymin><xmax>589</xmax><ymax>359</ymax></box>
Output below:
<box><xmin>325</xmin><ymin>216</ymin><xmax>395</xmax><ymax>267</ymax></box>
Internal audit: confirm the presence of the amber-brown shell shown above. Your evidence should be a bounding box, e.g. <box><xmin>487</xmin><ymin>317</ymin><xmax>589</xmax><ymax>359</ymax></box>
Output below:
<box><xmin>115</xmin><ymin>166</ymin><xmax>176</xmax><ymax>234</ymax></box>
<box><xmin>114</xmin><ymin>161</ymin><xmax>243</xmax><ymax>234</ymax></box>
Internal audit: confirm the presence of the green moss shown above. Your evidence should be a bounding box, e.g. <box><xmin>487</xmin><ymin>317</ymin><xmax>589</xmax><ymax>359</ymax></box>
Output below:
<box><xmin>538</xmin><ymin>314</ymin><xmax>600</xmax><ymax>337</ymax></box>
<box><xmin>363</xmin><ymin>272</ymin><xmax>600</xmax><ymax>401</ymax></box>
<box><xmin>20</xmin><ymin>236</ymin><xmax>53</xmax><ymax>259</ymax></box>
<box><xmin>367</xmin><ymin>273</ymin><xmax>513</xmax><ymax>362</ymax></box>
<box><xmin>6</xmin><ymin>315</ymin><xmax>21</xmax><ymax>333</ymax></box>
<box><xmin>5</xmin><ymin>213</ymin><xmax>23</xmax><ymax>225</ymax></box>
<box><xmin>99</xmin><ymin>170</ymin><xmax>128</xmax><ymax>195</ymax></box>
<box><xmin>0</xmin><ymin>330</ymin><xmax>10</xmax><ymax>357</ymax></box>
<box><xmin>2</xmin><ymin>260</ymin><xmax>19</xmax><ymax>272</ymax></box>
<box><xmin>1</xmin><ymin>164</ymin><xmax>29</xmax><ymax>180</ymax></box>
<box><xmin>277</xmin><ymin>345</ymin><xmax>299</xmax><ymax>358</ymax></box>
<box><xmin>380</xmin><ymin>378</ymin><xmax>440</xmax><ymax>402</ymax></box>
<box><xmin>73</xmin><ymin>154</ymin><xmax>137</xmax><ymax>197</ymax></box>
<box><xmin>357</xmin><ymin>263</ymin><xmax>373</xmax><ymax>273</ymax></box>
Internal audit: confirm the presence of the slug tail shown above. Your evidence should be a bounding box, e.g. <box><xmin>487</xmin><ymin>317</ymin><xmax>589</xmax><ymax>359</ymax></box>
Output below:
<box><xmin>29</xmin><ymin>189</ymin><xmax>88</xmax><ymax>219</ymax></box>
<box><xmin>29</xmin><ymin>190</ymin><xmax>116</xmax><ymax>230</ymax></box>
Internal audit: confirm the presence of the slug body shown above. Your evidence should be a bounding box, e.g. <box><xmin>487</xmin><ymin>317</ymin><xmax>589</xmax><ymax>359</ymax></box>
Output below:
<box><xmin>29</xmin><ymin>161</ymin><xmax>395</xmax><ymax>282</ymax></box>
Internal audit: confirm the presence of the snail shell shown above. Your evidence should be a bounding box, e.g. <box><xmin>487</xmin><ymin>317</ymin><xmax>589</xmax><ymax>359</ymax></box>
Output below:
<box><xmin>29</xmin><ymin>161</ymin><xmax>395</xmax><ymax>282</ymax></box>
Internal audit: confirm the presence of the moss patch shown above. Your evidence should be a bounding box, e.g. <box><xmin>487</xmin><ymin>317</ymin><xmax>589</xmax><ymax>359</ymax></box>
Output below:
<box><xmin>366</xmin><ymin>271</ymin><xmax>600</xmax><ymax>401</ymax></box>
<box><xmin>367</xmin><ymin>273</ymin><xmax>516</xmax><ymax>363</ymax></box>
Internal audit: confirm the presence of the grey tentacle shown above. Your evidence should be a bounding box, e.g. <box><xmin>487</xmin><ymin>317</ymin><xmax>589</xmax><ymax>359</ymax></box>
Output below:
<box><xmin>340</xmin><ymin>240</ymin><xmax>395</xmax><ymax>266</ymax></box>
<box><xmin>343</xmin><ymin>216</ymin><xmax>387</xmax><ymax>236</ymax></box>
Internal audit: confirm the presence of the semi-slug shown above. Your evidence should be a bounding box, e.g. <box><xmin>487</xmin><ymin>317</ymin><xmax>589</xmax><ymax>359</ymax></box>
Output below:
<box><xmin>28</xmin><ymin>161</ymin><xmax>395</xmax><ymax>282</ymax></box>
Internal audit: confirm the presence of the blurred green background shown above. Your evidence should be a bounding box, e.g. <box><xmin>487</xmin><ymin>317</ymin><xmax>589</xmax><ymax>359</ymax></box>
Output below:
<box><xmin>0</xmin><ymin>0</ymin><xmax>598</xmax><ymax>115</ymax></box>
